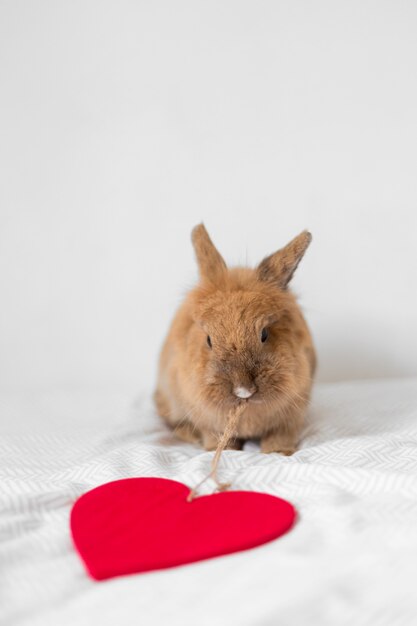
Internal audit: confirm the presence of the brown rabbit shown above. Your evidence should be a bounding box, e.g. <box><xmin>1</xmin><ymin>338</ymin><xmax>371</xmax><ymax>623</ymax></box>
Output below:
<box><xmin>154</xmin><ymin>224</ymin><xmax>316</xmax><ymax>455</ymax></box>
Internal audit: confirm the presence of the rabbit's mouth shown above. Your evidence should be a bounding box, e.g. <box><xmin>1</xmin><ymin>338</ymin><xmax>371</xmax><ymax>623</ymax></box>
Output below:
<box><xmin>231</xmin><ymin>389</ymin><xmax>265</xmax><ymax>406</ymax></box>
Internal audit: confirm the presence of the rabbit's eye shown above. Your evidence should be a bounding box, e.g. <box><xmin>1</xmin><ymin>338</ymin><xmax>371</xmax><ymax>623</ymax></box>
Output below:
<box><xmin>207</xmin><ymin>335</ymin><xmax>212</xmax><ymax>348</ymax></box>
<box><xmin>261</xmin><ymin>327</ymin><xmax>268</xmax><ymax>343</ymax></box>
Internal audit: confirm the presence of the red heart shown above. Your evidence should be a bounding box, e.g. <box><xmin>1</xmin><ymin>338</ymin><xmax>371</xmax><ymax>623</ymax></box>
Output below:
<box><xmin>70</xmin><ymin>477</ymin><xmax>296</xmax><ymax>580</ymax></box>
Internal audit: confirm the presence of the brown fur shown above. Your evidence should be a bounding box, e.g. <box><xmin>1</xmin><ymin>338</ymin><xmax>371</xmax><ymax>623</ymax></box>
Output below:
<box><xmin>154</xmin><ymin>224</ymin><xmax>316</xmax><ymax>455</ymax></box>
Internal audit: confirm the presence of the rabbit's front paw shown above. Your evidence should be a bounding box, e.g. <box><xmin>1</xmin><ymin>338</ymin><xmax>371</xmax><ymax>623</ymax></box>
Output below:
<box><xmin>261</xmin><ymin>432</ymin><xmax>297</xmax><ymax>455</ymax></box>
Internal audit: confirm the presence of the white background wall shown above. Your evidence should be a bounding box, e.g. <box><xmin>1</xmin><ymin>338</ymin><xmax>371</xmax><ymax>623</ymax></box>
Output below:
<box><xmin>1</xmin><ymin>0</ymin><xmax>417</xmax><ymax>394</ymax></box>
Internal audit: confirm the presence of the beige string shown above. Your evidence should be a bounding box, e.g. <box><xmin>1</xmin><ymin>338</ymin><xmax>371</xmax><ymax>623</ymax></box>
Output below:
<box><xmin>187</xmin><ymin>402</ymin><xmax>246</xmax><ymax>502</ymax></box>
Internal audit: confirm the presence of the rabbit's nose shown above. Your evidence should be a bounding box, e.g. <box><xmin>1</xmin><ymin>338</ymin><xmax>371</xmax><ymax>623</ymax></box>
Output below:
<box><xmin>234</xmin><ymin>385</ymin><xmax>256</xmax><ymax>399</ymax></box>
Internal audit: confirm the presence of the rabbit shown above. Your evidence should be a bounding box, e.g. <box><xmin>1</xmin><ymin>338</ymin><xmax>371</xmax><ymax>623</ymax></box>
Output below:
<box><xmin>154</xmin><ymin>224</ymin><xmax>316</xmax><ymax>455</ymax></box>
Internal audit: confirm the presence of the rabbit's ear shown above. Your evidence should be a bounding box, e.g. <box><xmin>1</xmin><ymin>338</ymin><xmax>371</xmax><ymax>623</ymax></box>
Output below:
<box><xmin>191</xmin><ymin>224</ymin><xmax>227</xmax><ymax>285</ymax></box>
<box><xmin>257</xmin><ymin>231</ymin><xmax>312</xmax><ymax>289</ymax></box>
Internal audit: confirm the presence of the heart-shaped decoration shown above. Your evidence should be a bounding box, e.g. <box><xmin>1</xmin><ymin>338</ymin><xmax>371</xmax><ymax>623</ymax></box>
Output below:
<box><xmin>70</xmin><ymin>477</ymin><xmax>296</xmax><ymax>580</ymax></box>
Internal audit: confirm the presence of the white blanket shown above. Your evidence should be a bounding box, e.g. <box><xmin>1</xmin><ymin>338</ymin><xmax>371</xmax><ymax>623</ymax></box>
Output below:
<box><xmin>1</xmin><ymin>378</ymin><xmax>417</xmax><ymax>626</ymax></box>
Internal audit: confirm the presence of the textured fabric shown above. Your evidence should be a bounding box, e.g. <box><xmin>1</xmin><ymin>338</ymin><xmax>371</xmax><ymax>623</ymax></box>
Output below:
<box><xmin>1</xmin><ymin>378</ymin><xmax>417</xmax><ymax>625</ymax></box>
<box><xmin>71</xmin><ymin>477</ymin><xmax>296</xmax><ymax>579</ymax></box>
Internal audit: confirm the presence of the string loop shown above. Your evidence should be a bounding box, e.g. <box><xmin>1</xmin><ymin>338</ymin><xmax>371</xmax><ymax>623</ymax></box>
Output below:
<box><xmin>187</xmin><ymin>403</ymin><xmax>246</xmax><ymax>502</ymax></box>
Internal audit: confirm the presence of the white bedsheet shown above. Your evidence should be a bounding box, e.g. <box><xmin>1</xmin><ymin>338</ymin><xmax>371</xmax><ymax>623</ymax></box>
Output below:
<box><xmin>1</xmin><ymin>378</ymin><xmax>417</xmax><ymax>626</ymax></box>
